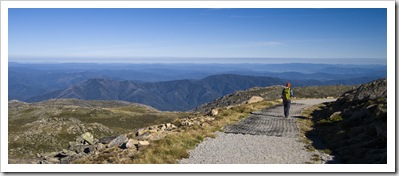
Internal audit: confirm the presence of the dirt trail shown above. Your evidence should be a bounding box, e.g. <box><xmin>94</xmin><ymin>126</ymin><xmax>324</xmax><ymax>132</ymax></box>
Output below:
<box><xmin>180</xmin><ymin>99</ymin><xmax>337</xmax><ymax>164</ymax></box>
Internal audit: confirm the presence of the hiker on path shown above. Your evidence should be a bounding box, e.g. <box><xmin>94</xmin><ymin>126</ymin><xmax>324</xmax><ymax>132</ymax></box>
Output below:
<box><xmin>282</xmin><ymin>82</ymin><xmax>294</xmax><ymax>118</ymax></box>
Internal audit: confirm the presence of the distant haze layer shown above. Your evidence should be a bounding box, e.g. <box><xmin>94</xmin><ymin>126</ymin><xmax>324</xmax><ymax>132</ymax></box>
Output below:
<box><xmin>8</xmin><ymin>58</ymin><xmax>386</xmax><ymax>65</ymax></box>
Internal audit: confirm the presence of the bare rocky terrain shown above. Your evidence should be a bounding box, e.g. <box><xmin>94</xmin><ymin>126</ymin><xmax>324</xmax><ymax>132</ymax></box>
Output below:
<box><xmin>309</xmin><ymin>78</ymin><xmax>387</xmax><ymax>163</ymax></box>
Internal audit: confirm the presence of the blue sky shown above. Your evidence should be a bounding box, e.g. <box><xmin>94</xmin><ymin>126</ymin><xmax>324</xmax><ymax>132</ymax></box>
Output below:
<box><xmin>8</xmin><ymin>8</ymin><xmax>387</xmax><ymax>64</ymax></box>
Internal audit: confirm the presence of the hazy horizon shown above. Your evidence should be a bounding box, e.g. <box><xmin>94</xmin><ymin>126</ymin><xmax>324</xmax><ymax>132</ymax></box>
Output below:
<box><xmin>8</xmin><ymin>57</ymin><xmax>387</xmax><ymax>65</ymax></box>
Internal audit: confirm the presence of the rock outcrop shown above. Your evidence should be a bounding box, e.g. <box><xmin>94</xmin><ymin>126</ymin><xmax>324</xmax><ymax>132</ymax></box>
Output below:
<box><xmin>36</xmin><ymin>115</ymin><xmax>216</xmax><ymax>164</ymax></box>
<box><xmin>38</xmin><ymin>132</ymin><xmax>98</xmax><ymax>164</ymax></box>
<box><xmin>313</xmin><ymin>78</ymin><xmax>387</xmax><ymax>164</ymax></box>
<box><xmin>246</xmin><ymin>96</ymin><xmax>264</xmax><ymax>104</ymax></box>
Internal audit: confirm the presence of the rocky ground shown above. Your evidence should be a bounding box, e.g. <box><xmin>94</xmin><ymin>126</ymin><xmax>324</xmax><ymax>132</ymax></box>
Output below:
<box><xmin>309</xmin><ymin>79</ymin><xmax>387</xmax><ymax>163</ymax></box>
<box><xmin>180</xmin><ymin>99</ymin><xmax>337</xmax><ymax>164</ymax></box>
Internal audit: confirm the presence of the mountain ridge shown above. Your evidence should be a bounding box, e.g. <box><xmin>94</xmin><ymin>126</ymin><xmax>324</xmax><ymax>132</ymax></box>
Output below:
<box><xmin>9</xmin><ymin>63</ymin><xmax>386</xmax><ymax>101</ymax></box>
<box><xmin>27</xmin><ymin>74</ymin><xmax>383</xmax><ymax>111</ymax></box>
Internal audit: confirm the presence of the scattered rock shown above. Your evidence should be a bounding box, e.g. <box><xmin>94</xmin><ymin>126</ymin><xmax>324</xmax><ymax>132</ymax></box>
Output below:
<box><xmin>99</xmin><ymin>136</ymin><xmax>117</xmax><ymax>144</ymax></box>
<box><xmin>247</xmin><ymin>96</ymin><xmax>264</xmax><ymax>104</ymax></box>
<box><xmin>96</xmin><ymin>143</ymin><xmax>105</xmax><ymax>151</ymax></box>
<box><xmin>82</xmin><ymin>145</ymin><xmax>96</xmax><ymax>154</ymax></box>
<box><xmin>35</xmin><ymin>112</ymin><xmax>217</xmax><ymax>164</ymax></box>
<box><xmin>107</xmin><ymin>134</ymin><xmax>128</xmax><ymax>148</ymax></box>
<box><xmin>68</xmin><ymin>142</ymin><xmax>78</xmax><ymax>151</ymax></box>
<box><xmin>210</xmin><ymin>109</ymin><xmax>219</xmax><ymax>116</ymax></box>
<box><xmin>69</xmin><ymin>144</ymin><xmax>90</xmax><ymax>153</ymax></box>
<box><xmin>165</xmin><ymin>123</ymin><xmax>172</xmax><ymax>129</ymax></box>
<box><xmin>40</xmin><ymin>151</ymin><xmax>59</xmax><ymax>158</ymax></box>
<box><xmin>75</xmin><ymin>136</ymin><xmax>85</xmax><ymax>144</ymax></box>
<box><xmin>81</xmin><ymin>132</ymin><xmax>95</xmax><ymax>145</ymax></box>
<box><xmin>158</xmin><ymin>124</ymin><xmax>167</xmax><ymax>131</ymax></box>
<box><xmin>61</xmin><ymin>149</ymin><xmax>76</xmax><ymax>156</ymax></box>
<box><xmin>137</xmin><ymin>141</ymin><xmax>150</xmax><ymax>150</ymax></box>
<box><xmin>126</xmin><ymin>139</ymin><xmax>139</xmax><ymax>149</ymax></box>
<box><xmin>136</xmin><ymin>129</ymin><xmax>148</xmax><ymax>136</ymax></box>
<box><xmin>41</xmin><ymin>157</ymin><xmax>60</xmax><ymax>164</ymax></box>
<box><xmin>138</xmin><ymin>141</ymin><xmax>150</xmax><ymax>146</ymax></box>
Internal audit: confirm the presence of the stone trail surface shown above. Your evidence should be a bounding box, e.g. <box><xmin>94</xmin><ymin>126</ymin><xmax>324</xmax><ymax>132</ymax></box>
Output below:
<box><xmin>179</xmin><ymin>99</ymin><xmax>336</xmax><ymax>164</ymax></box>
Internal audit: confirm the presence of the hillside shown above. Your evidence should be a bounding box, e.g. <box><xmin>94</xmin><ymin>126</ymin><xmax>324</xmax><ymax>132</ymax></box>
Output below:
<box><xmin>26</xmin><ymin>74</ymin><xmax>378</xmax><ymax>111</ymax></box>
<box><xmin>27</xmin><ymin>75</ymin><xmax>285</xmax><ymax>111</ymax></box>
<box><xmin>9</xmin><ymin>63</ymin><xmax>386</xmax><ymax>103</ymax></box>
<box><xmin>8</xmin><ymin>99</ymin><xmax>189</xmax><ymax>161</ymax></box>
<box><xmin>196</xmin><ymin>85</ymin><xmax>357</xmax><ymax>113</ymax></box>
<box><xmin>304</xmin><ymin>78</ymin><xmax>387</xmax><ymax>163</ymax></box>
<box><xmin>10</xmin><ymin>81</ymin><xmax>364</xmax><ymax>164</ymax></box>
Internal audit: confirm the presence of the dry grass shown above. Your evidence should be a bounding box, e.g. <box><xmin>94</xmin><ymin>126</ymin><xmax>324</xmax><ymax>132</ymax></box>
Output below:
<box><xmin>128</xmin><ymin>100</ymin><xmax>279</xmax><ymax>164</ymax></box>
<box><xmin>296</xmin><ymin>103</ymin><xmax>330</xmax><ymax>163</ymax></box>
<box><xmin>296</xmin><ymin>103</ymin><xmax>326</xmax><ymax>136</ymax></box>
<box><xmin>75</xmin><ymin>101</ymin><xmax>279</xmax><ymax>164</ymax></box>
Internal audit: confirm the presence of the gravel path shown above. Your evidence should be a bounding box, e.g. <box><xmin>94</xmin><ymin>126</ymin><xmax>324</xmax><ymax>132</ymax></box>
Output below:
<box><xmin>179</xmin><ymin>98</ymin><xmax>336</xmax><ymax>164</ymax></box>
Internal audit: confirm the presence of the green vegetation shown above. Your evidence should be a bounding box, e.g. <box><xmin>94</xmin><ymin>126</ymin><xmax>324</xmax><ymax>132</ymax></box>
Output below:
<box><xmin>316</xmin><ymin>113</ymin><xmax>343</xmax><ymax>125</ymax></box>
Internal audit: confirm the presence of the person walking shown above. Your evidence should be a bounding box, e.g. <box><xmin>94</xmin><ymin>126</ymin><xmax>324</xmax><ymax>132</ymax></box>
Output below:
<box><xmin>282</xmin><ymin>82</ymin><xmax>294</xmax><ymax>118</ymax></box>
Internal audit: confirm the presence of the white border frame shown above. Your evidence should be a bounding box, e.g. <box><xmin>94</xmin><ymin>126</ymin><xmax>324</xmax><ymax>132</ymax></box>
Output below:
<box><xmin>1</xmin><ymin>1</ymin><xmax>395</xmax><ymax>173</ymax></box>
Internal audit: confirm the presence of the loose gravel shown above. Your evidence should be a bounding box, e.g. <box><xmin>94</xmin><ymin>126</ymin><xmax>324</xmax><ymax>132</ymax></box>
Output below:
<box><xmin>179</xmin><ymin>98</ymin><xmax>336</xmax><ymax>164</ymax></box>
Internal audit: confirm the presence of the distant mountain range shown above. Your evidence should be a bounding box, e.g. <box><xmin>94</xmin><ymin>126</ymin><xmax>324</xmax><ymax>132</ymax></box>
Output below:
<box><xmin>9</xmin><ymin>63</ymin><xmax>386</xmax><ymax>111</ymax></box>
<box><xmin>27</xmin><ymin>75</ymin><xmax>282</xmax><ymax>111</ymax></box>
<box><xmin>26</xmin><ymin>74</ymin><xmax>382</xmax><ymax>111</ymax></box>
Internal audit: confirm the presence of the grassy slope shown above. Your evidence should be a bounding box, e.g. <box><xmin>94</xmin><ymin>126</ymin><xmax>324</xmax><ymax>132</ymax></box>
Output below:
<box><xmin>8</xmin><ymin>99</ymin><xmax>189</xmax><ymax>159</ymax></box>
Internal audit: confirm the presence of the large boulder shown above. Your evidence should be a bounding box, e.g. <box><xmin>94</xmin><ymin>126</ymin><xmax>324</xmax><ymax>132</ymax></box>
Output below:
<box><xmin>126</xmin><ymin>139</ymin><xmax>139</xmax><ymax>150</ymax></box>
<box><xmin>81</xmin><ymin>132</ymin><xmax>95</xmax><ymax>145</ymax></box>
<box><xmin>247</xmin><ymin>96</ymin><xmax>264</xmax><ymax>104</ymax></box>
<box><xmin>68</xmin><ymin>143</ymin><xmax>95</xmax><ymax>154</ymax></box>
<box><xmin>210</xmin><ymin>109</ymin><xmax>219</xmax><ymax>116</ymax></box>
<box><xmin>353</xmin><ymin>79</ymin><xmax>386</xmax><ymax>101</ymax></box>
<box><xmin>99</xmin><ymin>136</ymin><xmax>117</xmax><ymax>144</ymax></box>
<box><xmin>107</xmin><ymin>134</ymin><xmax>128</xmax><ymax>148</ymax></box>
